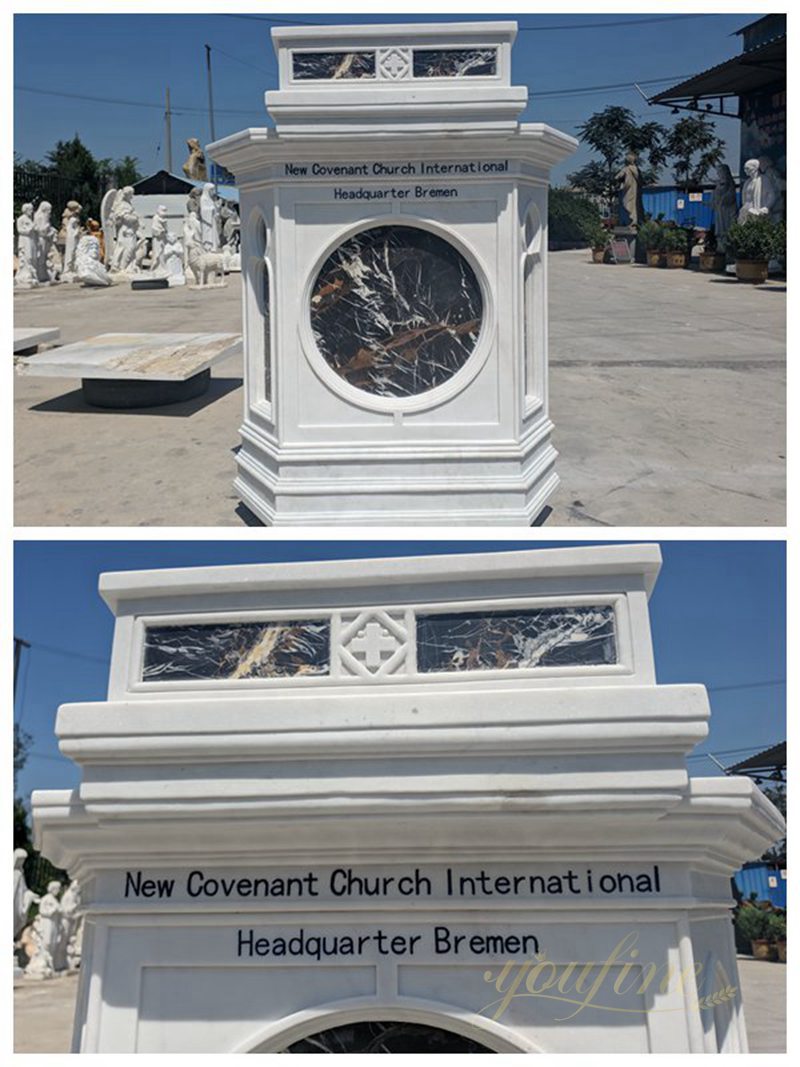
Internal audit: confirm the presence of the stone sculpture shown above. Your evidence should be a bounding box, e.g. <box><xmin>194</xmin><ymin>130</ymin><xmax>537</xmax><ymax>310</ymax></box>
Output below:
<box><xmin>150</xmin><ymin>205</ymin><xmax>169</xmax><ymax>273</ymax></box>
<box><xmin>615</xmin><ymin>151</ymin><xmax>644</xmax><ymax>227</ymax></box>
<box><xmin>61</xmin><ymin>880</ymin><xmax>83</xmax><ymax>970</ymax></box>
<box><xmin>14</xmin><ymin>204</ymin><xmax>38</xmax><ymax>289</ymax></box>
<box><xmin>182</xmin><ymin>136</ymin><xmax>208</xmax><ymax>182</ymax></box>
<box><xmin>162</xmin><ymin>231</ymin><xmax>185</xmax><ymax>285</ymax></box>
<box><xmin>712</xmin><ymin>164</ymin><xmax>737</xmax><ymax>251</ymax></box>
<box><xmin>24</xmin><ymin>880</ymin><xmax>63</xmax><ymax>980</ymax></box>
<box><xmin>86</xmin><ymin>218</ymin><xmax>105</xmax><ymax>261</ymax></box>
<box><xmin>199</xmin><ymin>183</ymin><xmax>220</xmax><ymax>251</ymax></box>
<box><xmin>183</xmin><ymin>200</ymin><xmax>203</xmax><ymax>283</ymax></box>
<box><xmin>219</xmin><ymin>200</ymin><xmax>241</xmax><ymax>253</ymax></box>
<box><xmin>758</xmin><ymin>156</ymin><xmax>784</xmax><ymax>223</ymax></box>
<box><xmin>108</xmin><ymin>187</ymin><xmax>142</xmax><ymax>273</ymax></box>
<box><xmin>32</xmin><ymin>201</ymin><xmax>58</xmax><ymax>283</ymax></box>
<box><xmin>738</xmin><ymin>158</ymin><xmax>778</xmax><ymax>223</ymax></box>
<box><xmin>14</xmin><ymin>849</ymin><xmax>40</xmax><ymax>940</ymax></box>
<box><xmin>60</xmin><ymin>201</ymin><xmax>83</xmax><ymax>281</ymax></box>
<box><xmin>100</xmin><ymin>187</ymin><xmax>118</xmax><ymax>266</ymax></box>
<box><xmin>75</xmin><ymin>235</ymin><xmax>112</xmax><ymax>287</ymax></box>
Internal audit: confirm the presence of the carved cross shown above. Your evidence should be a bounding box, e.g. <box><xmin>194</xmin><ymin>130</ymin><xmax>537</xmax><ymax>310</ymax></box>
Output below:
<box><xmin>350</xmin><ymin>621</ymin><xmax>396</xmax><ymax>669</ymax></box>
<box><xmin>380</xmin><ymin>49</ymin><xmax>410</xmax><ymax>80</ymax></box>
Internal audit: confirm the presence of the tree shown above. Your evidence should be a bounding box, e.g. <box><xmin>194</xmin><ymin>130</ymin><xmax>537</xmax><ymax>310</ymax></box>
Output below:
<box><xmin>568</xmin><ymin>105</ymin><xmax>666</xmax><ymax>217</ymax></box>
<box><xmin>662</xmin><ymin>114</ymin><xmax>725</xmax><ymax>190</ymax></box>
<box><xmin>14</xmin><ymin>723</ymin><xmax>33</xmax><ymax>851</ymax></box>
<box><xmin>760</xmin><ymin>783</ymin><xmax>786</xmax><ymax>868</ymax></box>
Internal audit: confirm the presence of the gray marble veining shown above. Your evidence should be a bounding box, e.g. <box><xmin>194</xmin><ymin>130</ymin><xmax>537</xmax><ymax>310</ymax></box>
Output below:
<box><xmin>412</xmin><ymin>48</ymin><xmax>497</xmax><ymax>78</ymax></box>
<box><xmin>310</xmin><ymin>226</ymin><xmax>483</xmax><ymax>398</ymax></box>
<box><xmin>142</xmin><ymin>620</ymin><xmax>330</xmax><ymax>681</ymax></box>
<box><xmin>292</xmin><ymin>51</ymin><xmax>376</xmax><ymax>80</ymax></box>
<box><xmin>417</xmin><ymin>606</ymin><xmax>617</xmax><ymax>672</ymax></box>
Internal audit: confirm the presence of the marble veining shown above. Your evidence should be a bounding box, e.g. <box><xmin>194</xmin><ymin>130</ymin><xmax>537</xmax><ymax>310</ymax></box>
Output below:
<box><xmin>142</xmin><ymin>620</ymin><xmax>330</xmax><ymax>681</ymax></box>
<box><xmin>310</xmin><ymin>226</ymin><xmax>483</xmax><ymax>397</ymax></box>
<box><xmin>417</xmin><ymin>606</ymin><xmax>617</xmax><ymax>672</ymax></box>
<box><xmin>412</xmin><ymin>48</ymin><xmax>497</xmax><ymax>78</ymax></box>
<box><xmin>292</xmin><ymin>51</ymin><xmax>376</xmax><ymax>80</ymax></box>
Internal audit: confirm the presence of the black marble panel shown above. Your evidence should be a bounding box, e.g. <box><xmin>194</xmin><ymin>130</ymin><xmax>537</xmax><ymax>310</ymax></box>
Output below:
<box><xmin>310</xmin><ymin>226</ymin><xmax>483</xmax><ymax>398</ymax></box>
<box><xmin>142</xmin><ymin>620</ymin><xmax>330</xmax><ymax>681</ymax></box>
<box><xmin>292</xmin><ymin>51</ymin><xmax>376</xmax><ymax>80</ymax></box>
<box><xmin>413</xmin><ymin>48</ymin><xmax>497</xmax><ymax>77</ymax></box>
<box><xmin>263</xmin><ymin>265</ymin><xmax>271</xmax><ymax>402</ymax></box>
<box><xmin>286</xmin><ymin>1021</ymin><xmax>492</xmax><ymax>1053</ymax></box>
<box><xmin>417</xmin><ymin>606</ymin><xmax>617</xmax><ymax>672</ymax></box>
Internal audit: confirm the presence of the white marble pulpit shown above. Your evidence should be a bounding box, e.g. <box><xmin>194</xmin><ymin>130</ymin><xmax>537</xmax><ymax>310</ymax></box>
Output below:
<box><xmin>208</xmin><ymin>22</ymin><xmax>577</xmax><ymax>525</ymax></box>
<box><xmin>33</xmin><ymin>544</ymin><xmax>783</xmax><ymax>1052</ymax></box>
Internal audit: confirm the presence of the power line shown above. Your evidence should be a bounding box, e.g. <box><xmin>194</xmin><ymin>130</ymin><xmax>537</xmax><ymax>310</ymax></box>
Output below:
<box><xmin>221</xmin><ymin>13</ymin><xmax>712</xmax><ymax>32</ymax></box>
<box><xmin>15</xmin><ymin>85</ymin><xmax>262</xmax><ymax>117</ymax></box>
<box><xmin>707</xmin><ymin>679</ymin><xmax>785</xmax><ymax>694</ymax></box>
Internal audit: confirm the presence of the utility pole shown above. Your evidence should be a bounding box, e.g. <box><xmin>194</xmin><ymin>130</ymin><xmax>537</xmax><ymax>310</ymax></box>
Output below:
<box><xmin>165</xmin><ymin>86</ymin><xmax>173</xmax><ymax>173</ymax></box>
<box><xmin>13</xmin><ymin>637</ymin><xmax>30</xmax><ymax>698</ymax></box>
<box><xmin>205</xmin><ymin>45</ymin><xmax>216</xmax><ymax>188</ymax></box>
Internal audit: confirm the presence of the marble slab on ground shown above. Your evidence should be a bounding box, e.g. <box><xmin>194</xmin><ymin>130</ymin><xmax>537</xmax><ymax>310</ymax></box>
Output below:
<box><xmin>15</xmin><ymin>332</ymin><xmax>242</xmax><ymax>381</ymax></box>
<box><xmin>14</xmin><ymin>327</ymin><xmax>60</xmax><ymax>352</ymax></box>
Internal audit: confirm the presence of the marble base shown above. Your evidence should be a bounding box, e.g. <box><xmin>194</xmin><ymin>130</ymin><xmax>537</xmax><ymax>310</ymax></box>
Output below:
<box><xmin>13</xmin><ymin>327</ymin><xmax>60</xmax><ymax>355</ymax></box>
<box><xmin>82</xmin><ymin>369</ymin><xmax>211</xmax><ymax>409</ymax></box>
<box><xmin>235</xmin><ymin>425</ymin><xmax>559</xmax><ymax>526</ymax></box>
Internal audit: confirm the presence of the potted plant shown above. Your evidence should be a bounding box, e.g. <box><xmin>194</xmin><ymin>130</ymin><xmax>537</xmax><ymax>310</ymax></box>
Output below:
<box><xmin>698</xmin><ymin>228</ymin><xmax>726</xmax><ymax>272</ymax></box>
<box><xmin>735</xmin><ymin>903</ymin><xmax>772</xmax><ymax>959</ymax></box>
<box><xmin>725</xmin><ymin>216</ymin><xmax>780</xmax><ymax>283</ymax></box>
<box><xmin>638</xmin><ymin>220</ymin><xmax>663</xmax><ymax>267</ymax></box>
<box><xmin>768</xmin><ymin>912</ymin><xmax>786</xmax><ymax>962</ymax></box>
<box><xmin>583</xmin><ymin>218</ymin><xmax>609</xmax><ymax>263</ymax></box>
<box><xmin>660</xmin><ymin>225</ymin><xmax>690</xmax><ymax>269</ymax></box>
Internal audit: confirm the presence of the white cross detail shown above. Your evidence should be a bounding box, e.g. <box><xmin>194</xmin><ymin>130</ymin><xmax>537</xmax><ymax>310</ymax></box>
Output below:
<box><xmin>382</xmin><ymin>50</ymin><xmax>408</xmax><ymax>79</ymax></box>
<box><xmin>350</xmin><ymin>621</ymin><xmax>396</xmax><ymax>670</ymax></box>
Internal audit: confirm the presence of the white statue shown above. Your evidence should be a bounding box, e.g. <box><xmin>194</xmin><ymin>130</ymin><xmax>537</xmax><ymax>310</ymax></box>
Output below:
<box><xmin>712</xmin><ymin>164</ymin><xmax>737</xmax><ymax>252</ymax></box>
<box><xmin>14</xmin><ymin>849</ymin><xmax>40</xmax><ymax>939</ymax></box>
<box><xmin>758</xmin><ymin>156</ymin><xmax>784</xmax><ymax>224</ymax></box>
<box><xmin>60</xmin><ymin>201</ymin><xmax>83</xmax><ymax>281</ymax></box>
<box><xmin>108</xmin><ymin>187</ymin><xmax>142</xmax><ymax>273</ymax></box>
<box><xmin>183</xmin><ymin>201</ymin><xmax>203</xmax><ymax>283</ymax></box>
<box><xmin>199</xmin><ymin>182</ymin><xmax>219</xmax><ymax>251</ymax></box>
<box><xmin>25</xmin><ymin>880</ymin><xmax>63</xmax><ymax>979</ymax></box>
<box><xmin>60</xmin><ymin>880</ymin><xmax>83</xmax><ymax>970</ymax></box>
<box><xmin>75</xmin><ymin>235</ymin><xmax>112</xmax><ymax>287</ymax></box>
<box><xmin>100</xmin><ymin>187</ymin><xmax>118</xmax><ymax>266</ymax></box>
<box><xmin>738</xmin><ymin>158</ymin><xmax>777</xmax><ymax>223</ymax></box>
<box><xmin>14</xmin><ymin>204</ymin><xmax>38</xmax><ymax>289</ymax></box>
<box><xmin>219</xmin><ymin>200</ymin><xmax>240</xmax><ymax>253</ymax></box>
<box><xmin>163</xmin><ymin>231</ymin><xmax>185</xmax><ymax>285</ymax></box>
<box><xmin>150</xmin><ymin>204</ymin><xmax>169</xmax><ymax>272</ymax></box>
<box><xmin>32</xmin><ymin>202</ymin><xmax>58</xmax><ymax>284</ymax></box>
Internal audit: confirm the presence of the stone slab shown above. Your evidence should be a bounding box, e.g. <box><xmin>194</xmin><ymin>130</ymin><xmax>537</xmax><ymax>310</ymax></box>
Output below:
<box><xmin>14</xmin><ymin>327</ymin><xmax>60</xmax><ymax>353</ymax></box>
<box><xmin>15</xmin><ymin>332</ymin><xmax>242</xmax><ymax>382</ymax></box>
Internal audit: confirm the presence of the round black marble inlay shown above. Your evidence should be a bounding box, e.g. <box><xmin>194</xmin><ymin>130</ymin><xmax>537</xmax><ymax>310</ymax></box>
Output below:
<box><xmin>310</xmin><ymin>225</ymin><xmax>483</xmax><ymax>398</ymax></box>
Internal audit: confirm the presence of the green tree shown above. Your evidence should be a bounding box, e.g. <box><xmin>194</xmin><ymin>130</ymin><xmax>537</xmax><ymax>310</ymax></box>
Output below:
<box><xmin>14</xmin><ymin>723</ymin><xmax>33</xmax><ymax>851</ymax></box>
<box><xmin>568</xmin><ymin>105</ymin><xmax>666</xmax><ymax>217</ymax></box>
<box><xmin>663</xmin><ymin>114</ymin><xmax>725</xmax><ymax>190</ymax></box>
<box><xmin>760</xmin><ymin>783</ymin><xmax>786</xmax><ymax>868</ymax></box>
<box><xmin>112</xmin><ymin>155</ymin><xmax>143</xmax><ymax>188</ymax></box>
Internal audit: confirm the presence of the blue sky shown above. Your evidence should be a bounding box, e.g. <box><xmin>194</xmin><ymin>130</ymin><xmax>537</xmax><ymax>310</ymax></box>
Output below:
<box><xmin>14</xmin><ymin>12</ymin><xmax>757</xmax><ymax>184</ymax></box>
<box><xmin>14</xmin><ymin>540</ymin><xmax>785</xmax><ymax>810</ymax></box>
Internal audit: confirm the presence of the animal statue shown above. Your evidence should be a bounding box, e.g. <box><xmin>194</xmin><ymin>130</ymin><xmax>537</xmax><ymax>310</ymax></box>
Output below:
<box><xmin>182</xmin><ymin>137</ymin><xmax>208</xmax><ymax>182</ymax></box>
<box><xmin>185</xmin><ymin>241</ymin><xmax>225</xmax><ymax>287</ymax></box>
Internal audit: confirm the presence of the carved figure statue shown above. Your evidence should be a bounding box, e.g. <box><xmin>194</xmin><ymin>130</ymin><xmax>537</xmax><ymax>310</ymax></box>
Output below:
<box><xmin>32</xmin><ymin>202</ymin><xmax>58</xmax><ymax>283</ymax></box>
<box><xmin>86</xmin><ymin>218</ymin><xmax>105</xmax><ymax>261</ymax></box>
<box><xmin>108</xmin><ymin>187</ymin><xmax>142</xmax><ymax>273</ymax></box>
<box><xmin>615</xmin><ymin>151</ymin><xmax>644</xmax><ymax>227</ymax></box>
<box><xmin>182</xmin><ymin>137</ymin><xmax>208</xmax><ymax>182</ymax></box>
<box><xmin>75</xmin><ymin>235</ymin><xmax>112</xmax><ymax>287</ymax></box>
<box><xmin>61</xmin><ymin>201</ymin><xmax>83</xmax><ymax>281</ymax></box>
<box><xmin>199</xmin><ymin>183</ymin><xmax>220</xmax><ymax>251</ymax></box>
<box><xmin>183</xmin><ymin>200</ymin><xmax>203</xmax><ymax>283</ymax></box>
<box><xmin>99</xmin><ymin>188</ymin><xmax>118</xmax><ymax>266</ymax></box>
<box><xmin>186</xmin><ymin>242</ymin><xmax>226</xmax><ymax>288</ymax></box>
<box><xmin>163</xmin><ymin>231</ymin><xmax>185</xmax><ymax>285</ymax></box>
<box><xmin>738</xmin><ymin>158</ymin><xmax>776</xmax><ymax>223</ymax></box>
<box><xmin>219</xmin><ymin>200</ymin><xmax>241</xmax><ymax>253</ymax></box>
<box><xmin>150</xmin><ymin>205</ymin><xmax>169</xmax><ymax>272</ymax></box>
<box><xmin>712</xmin><ymin>164</ymin><xmax>738</xmax><ymax>252</ymax></box>
<box><xmin>14</xmin><ymin>849</ymin><xmax>40</xmax><ymax>939</ymax></box>
<box><xmin>758</xmin><ymin>156</ymin><xmax>784</xmax><ymax>224</ymax></box>
<box><xmin>60</xmin><ymin>880</ymin><xmax>83</xmax><ymax>971</ymax></box>
<box><xmin>14</xmin><ymin>204</ymin><xmax>38</xmax><ymax>289</ymax></box>
<box><xmin>25</xmin><ymin>881</ymin><xmax>63</xmax><ymax>979</ymax></box>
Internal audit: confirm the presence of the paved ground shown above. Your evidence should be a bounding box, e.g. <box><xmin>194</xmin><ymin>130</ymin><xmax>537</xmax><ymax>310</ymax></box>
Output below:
<box><xmin>14</xmin><ymin>252</ymin><xmax>785</xmax><ymax>527</ymax></box>
<box><xmin>13</xmin><ymin>957</ymin><xmax>785</xmax><ymax>1052</ymax></box>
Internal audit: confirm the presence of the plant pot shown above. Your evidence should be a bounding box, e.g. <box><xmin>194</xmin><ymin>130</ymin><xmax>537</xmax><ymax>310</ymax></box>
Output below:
<box><xmin>751</xmin><ymin>939</ymin><xmax>773</xmax><ymax>960</ymax></box>
<box><xmin>736</xmin><ymin>259</ymin><xmax>769</xmax><ymax>284</ymax></box>
<box><xmin>646</xmin><ymin>250</ymin><xmax>662</xmax><ymax>267</ymax></box>
<box><xmin>775</xmin><ymin>940</ymin><xmax>786</xmax><ymax>963</ymax></box>
<box><xmin>663</xmin><ymin>252</ymin><xmax>687</xmax><ymax>269</ymax></box>
<box><xmin>591</xmin><ymin>248</ymin><xmax>606</xmax><ymax>264</ymax></box>
<box><xmin>699</xmin><ymin>252</ymin><xmax>726</xmax><ymax>272</ymax></box>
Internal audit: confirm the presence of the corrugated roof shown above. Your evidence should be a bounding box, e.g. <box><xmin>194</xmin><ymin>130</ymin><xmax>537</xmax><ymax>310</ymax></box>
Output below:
<box><xmin>727</xmin><ymin>740</ymin><xmax>786</xmax><ymax>775</ymax></box>
<box><xmin>650</xmin><ymin>34</ymin><xmax>785</xmax><ymax>105</ymax></box>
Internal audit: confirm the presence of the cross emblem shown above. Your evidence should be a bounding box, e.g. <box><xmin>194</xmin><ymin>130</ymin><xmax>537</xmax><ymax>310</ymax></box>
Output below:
<box><xmin>380</xmin><ymin>48</ymin><xmax>410</xmax><ymax>80</ymax></box>
<box><xmin>349</xmin><ymin>621</ymin><xmax>397</xmax><ymax>670</ymax></box>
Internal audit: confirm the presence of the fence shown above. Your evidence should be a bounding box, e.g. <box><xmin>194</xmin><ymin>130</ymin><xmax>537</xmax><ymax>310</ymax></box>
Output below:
<box><xmin>23</xmin><ymin>850</ymin><xmax>69</xmax><ymax>896</ymax></box>
<box><xmin>13</xmin><ymin>167</ymin><xmax>74</xmax><ymax>219</ymax></box>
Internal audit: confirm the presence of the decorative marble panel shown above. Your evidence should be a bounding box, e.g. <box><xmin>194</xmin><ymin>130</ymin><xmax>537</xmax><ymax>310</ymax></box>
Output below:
<box><xmin>412</xmin><ymin>48</ymin><xmax>497</xmax><ymax>78</ymax></box>
<box><xmin>310</xmin><ymin>226</ymin><xmax>483</xmax><ymax>398</ymax></box>
<box><xmin>378</xmin><ymin>47</ymin><xmax>411</xmax><ymax>80</ymax></box>
<box><xmin>417</xmin><ymin>606</ymin><xmax>617</xmax><ymax>673</ymax></box>
<box><xmin>142</xmin><ymin>620</ymin><xmax>330</xmax><ymax>681</ymax></box>
<box><xmin>338</xmin><ymin>610</ymin><xmax>409</xmax><ymax>678</ymax></box>
<box><xmin>292</xmin><ymin>51</ymin><xmax>376</xmax><ymax>80</ymax></box>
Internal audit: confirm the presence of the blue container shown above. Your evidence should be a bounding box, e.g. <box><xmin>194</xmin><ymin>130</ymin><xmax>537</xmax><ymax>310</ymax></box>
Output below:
<box><xmin>642</xmin><ymin>185</ymin><xmax>717</xmax><ymax>229</ymax></box>
<box><xmin>734</xmin><ymin>861</ymin><xmax>786</xmax><ymax>908</ymax></box>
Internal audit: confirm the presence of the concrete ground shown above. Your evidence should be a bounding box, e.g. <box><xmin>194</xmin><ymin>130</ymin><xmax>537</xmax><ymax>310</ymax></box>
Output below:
<box><xmin>13</xmin><ymin>957</ymin><xmax>786</xmax><ymax>1052</ymax></box>
<box><xmin>14</xmin><ymin>252</ymin><xmax>785</xmax><ymax>527</ymax></box>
